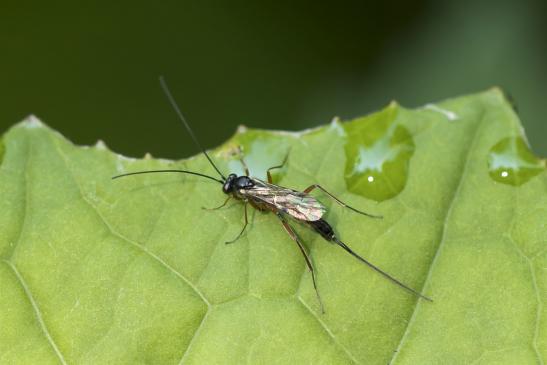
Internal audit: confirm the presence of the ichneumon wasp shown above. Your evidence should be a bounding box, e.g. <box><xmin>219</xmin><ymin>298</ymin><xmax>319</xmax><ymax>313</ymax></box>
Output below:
<box><xmin>112</xmin><ymin>77</ymin><xmax>432</xmax><ymax>313</ymax></box>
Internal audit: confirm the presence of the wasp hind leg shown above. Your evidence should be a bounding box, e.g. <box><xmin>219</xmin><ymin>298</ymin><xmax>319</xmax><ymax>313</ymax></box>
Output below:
<box><xmin>276</xmin><ymin>213</ymin><xmax>325</xmax><ymax>314</ymax></box>
<box><xmin>225</xmin><ymin>201</ymin><xmax>249</xmax><ymax>244</ymax></box>
<box><xmin>303</xmin><ymin>184</ymin><xmax>382</xmax><ymax>219</ymax></box>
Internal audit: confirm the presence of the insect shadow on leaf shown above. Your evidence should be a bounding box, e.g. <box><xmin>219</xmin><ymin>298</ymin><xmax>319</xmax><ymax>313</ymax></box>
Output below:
<box><xmin>112</xmin><ymin>76</ymin><xmax>433</xmax><ymax>313</ymax></box>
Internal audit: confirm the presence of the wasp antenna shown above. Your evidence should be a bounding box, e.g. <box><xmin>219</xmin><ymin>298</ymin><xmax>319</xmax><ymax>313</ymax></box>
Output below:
<box><xmin>159</xmin><ymin>76</ymin><xmax>226</xmax><ymax>181</ymax></box>
<box><xmin>332</xmin><ymin>237</ymin><xmax>433</xmax><ymax>302</ymax></box>
<box><xmin>111</xmin><ymin>169</ymin><xmax>224</xmax><ymax>184</ymax></box>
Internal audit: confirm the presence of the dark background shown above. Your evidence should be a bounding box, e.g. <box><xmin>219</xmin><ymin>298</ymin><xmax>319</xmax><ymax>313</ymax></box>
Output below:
<box><xmin>2</xmin><ymin>0</ymin><xmax>546</xmax><ymax>158</ymax></box>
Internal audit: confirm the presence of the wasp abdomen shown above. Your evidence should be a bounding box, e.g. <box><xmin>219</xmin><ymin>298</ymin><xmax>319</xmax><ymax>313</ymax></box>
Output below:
<box><xmin>308</xmin><ymin>219</ymin><xmax>335</xmax><ymax>242</ymax></box>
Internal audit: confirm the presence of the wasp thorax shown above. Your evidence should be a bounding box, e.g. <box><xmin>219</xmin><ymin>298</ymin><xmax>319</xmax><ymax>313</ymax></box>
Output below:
<box><xmin>235</xmin><ymin>176</ymin><xmax>254</xmax><ymax>189</ymax></box>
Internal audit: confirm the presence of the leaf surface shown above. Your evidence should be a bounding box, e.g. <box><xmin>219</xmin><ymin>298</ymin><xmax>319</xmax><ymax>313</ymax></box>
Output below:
<box><xmin>0</xmin><ymin>90</ymin><xmax>545</xmax><ymax>364</ymax></box>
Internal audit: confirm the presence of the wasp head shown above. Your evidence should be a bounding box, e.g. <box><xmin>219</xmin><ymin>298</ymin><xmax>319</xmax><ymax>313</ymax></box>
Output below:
<box><xmin>222</xmin><ymin>174</ymin><xmax>237</xmax><ymax>194</ymax></box>
<box><xmin>222</xmin><ymin>174</ymin><xmax>254</xmax><ymax>194</ymax></box>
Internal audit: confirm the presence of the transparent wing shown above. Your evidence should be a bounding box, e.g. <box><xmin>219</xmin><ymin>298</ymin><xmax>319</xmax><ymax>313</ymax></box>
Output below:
<box><xmin>245</xmin><ymin>179</ymin><xmax>326</xmax><ymax>221</ymax></box>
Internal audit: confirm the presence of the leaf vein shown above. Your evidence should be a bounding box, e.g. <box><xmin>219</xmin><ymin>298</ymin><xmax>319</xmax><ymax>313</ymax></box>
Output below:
<box><xmin>2</xmin><ymin>135</ymin><xmax>30</xmax><ymax>260</ymax></box>
<box><xmin>177</xmin><ymin>310</ymin><xmax>210</xmax><ymax>365</ymax></box>
<box><xmin>389</xmin><ymin>107</ymin><xmax>487</xmax><ymax>364</ymax></box>
<box><xmin>506</xmin><ymin>234</ymin><xmax>544</xmax><ymax>365</ymax></box>
<box><xmin>2</xmin><ymin>260</ymin><xmax>68</xmax><ymax>365</ymax></box>
<box><xmin>297</xmin><ymin>297</ymin><xmax>360</xmax><ymax>364</ymax></box>
<box><xmin>49</xmin><ymin>135</ymin><xmax>211</xmax><ymax>307</ymax></box>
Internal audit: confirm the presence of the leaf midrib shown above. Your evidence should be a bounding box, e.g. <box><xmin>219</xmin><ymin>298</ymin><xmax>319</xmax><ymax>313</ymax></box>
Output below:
<box><xmin>389</xmin><ymin>106</ymin><xmax>487</xmax><ymax>364</ymax></box>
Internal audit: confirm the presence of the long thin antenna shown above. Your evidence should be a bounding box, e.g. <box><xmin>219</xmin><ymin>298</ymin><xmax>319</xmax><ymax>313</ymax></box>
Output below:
<box><xmin>159</xmin><ymin>76</ymin><xmax>226</xmax><ymax>180</ymax></box>
<box><xmin>333</xmin><ymin>237</ymin><xmax>433</xmax><ymax>302</ymax></box>
<box><xmin>112</xmin><ymin>169</ymin><xmax>224</xmax><ymax>184</ymax></box>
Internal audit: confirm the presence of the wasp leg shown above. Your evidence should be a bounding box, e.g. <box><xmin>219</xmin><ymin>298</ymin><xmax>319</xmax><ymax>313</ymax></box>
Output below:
<box><xmin>234</xmin><ymin>146</ymin><xmax>250</xmax><ymax>175</ymax></box>
<box><xmin>202</xmin><ymin>196</ymin><xmax>231</xmax><ymax>211</ymax></box>
<box><xmin>277</xmin><ymin>213</ymin><xmax>325</xmax><ymax>314</ymax></box>
<box><xmin>240</xmin><ymin>158</ymin><xmax>250</xmax><ymax>176</ymax></box>
<box><xmin>266</xmin><ymin>149</ymin><xmax>290</xmax><ymax>183</ymax></box>
<box><xmin>226</xmin><ymin>201</ymin><xmax>249</xmax><ymax>244</ymax></box>
<box><xmin>303</xmin><ymin>184</ymin><xmax>382</xmax><ymax>219</ymax></box>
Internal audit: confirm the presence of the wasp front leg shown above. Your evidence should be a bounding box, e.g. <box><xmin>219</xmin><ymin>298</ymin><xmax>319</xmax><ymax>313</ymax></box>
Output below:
<box><xmin>266</xmin><ymin>149</ymin><xmax>290</xmax><ymax>183</ymax></box>
<box><xmin>240</xmin><ymin>158</ymin><xmax>250</xmax><ymax>176</ymax></box>
<box><xmin>202</xmin><ymin>196</ymin><xmax>232</xmax><ymax>211</ymax></box>
<box><xmin>225</xmin><ymin>201</ymin><xmax>249</xmax><ymax>244</ymax></box>
<box><xmin>234</xmin><ymin>146</ymin><xmax>251</xmax><ymax>176</ymax></box>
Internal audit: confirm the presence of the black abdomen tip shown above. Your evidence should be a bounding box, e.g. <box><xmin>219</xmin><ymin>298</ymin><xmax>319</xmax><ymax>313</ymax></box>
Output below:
<box><xmin>308</xmin><ymin>219</ymin><xmax>335</xmax><ymax>241</ymax></box>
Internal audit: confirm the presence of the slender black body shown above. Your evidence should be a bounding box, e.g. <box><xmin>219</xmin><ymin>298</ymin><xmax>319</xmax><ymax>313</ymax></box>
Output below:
<box><xmin>308</xmin><ymin>219</ymin><xmax>335</xmax><ymax>241</ymax></box>
<box><xmin>112</xmin><ymin>77</ymin><xmax>432</xmax><ymax>313</ymax></box>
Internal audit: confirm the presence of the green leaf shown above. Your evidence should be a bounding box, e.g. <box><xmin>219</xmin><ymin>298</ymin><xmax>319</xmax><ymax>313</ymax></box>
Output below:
<box><xmin>1</xmin><ymin>90</ymin><xmax>545</xmax><ymax>364</ymax></box>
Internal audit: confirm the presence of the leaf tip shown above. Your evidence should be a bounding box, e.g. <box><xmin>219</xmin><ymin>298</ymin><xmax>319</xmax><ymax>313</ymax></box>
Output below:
<box><xmin>236</xmin><ymin>124</ymin><xmax>249</xmax><ymax>134</ymax></box>
<box><xmin>486</xmin><ymin>86</ymin><xmax>506</xmax><ymax>97</ymax></box>
<box><xmin>328</xmin><ymin>116</ymin><xmax>346</xmax><ymax>136</ymax></box>
<box><xmin>485</xmin><ymin>86</ymin><xmax>518</xmax><ymax>110</ymax></box>
<box><xmin>387</xmin><ymin>100</ymin><xmax>400</xmax><ymax>109</ymax></box>
<box><xmin>95</xmin><ymin>139</ymin><xmax>108</xmax><ymax>150</ymax></box>
<box><xmin>22</xmin><ymin>115</ymin><xmax>45</xmax><ymax>129</ymax></box>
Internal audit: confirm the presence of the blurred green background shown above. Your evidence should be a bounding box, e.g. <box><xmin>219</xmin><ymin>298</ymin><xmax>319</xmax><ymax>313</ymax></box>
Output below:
<box><xmin>2</xmin><ymin>0</ymin><xmax>546</xmax><ymax>158</ymax></box>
